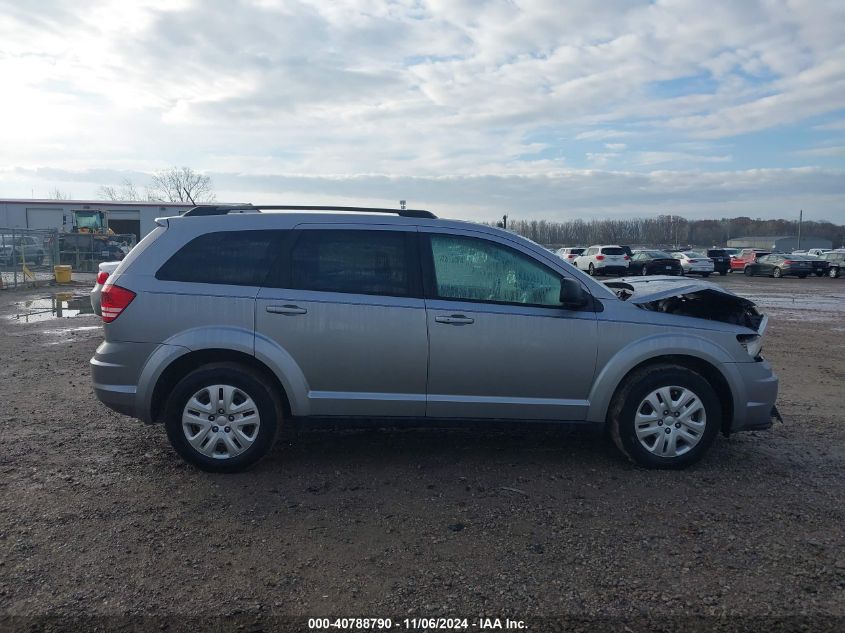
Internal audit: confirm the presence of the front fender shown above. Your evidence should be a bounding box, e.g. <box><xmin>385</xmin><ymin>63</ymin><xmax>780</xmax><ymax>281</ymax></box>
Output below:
<box><xmin>586</xmin><ymin>332</ymin><xmax>743</xmax><ymax>423</ymax></box>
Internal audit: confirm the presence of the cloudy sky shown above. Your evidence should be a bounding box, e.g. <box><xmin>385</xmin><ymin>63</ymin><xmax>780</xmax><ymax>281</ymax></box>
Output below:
<box><xmin>1</xmin><ymin>0</ymin><xmax>844</xmax><ymax>222</ymax></box>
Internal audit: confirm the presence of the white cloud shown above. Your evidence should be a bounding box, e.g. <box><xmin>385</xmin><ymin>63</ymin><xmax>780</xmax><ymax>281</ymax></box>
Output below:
<box><xmin>0</xmin><ymin>0</ymin><xmax>843</xmax><ymax>219</ymax></box>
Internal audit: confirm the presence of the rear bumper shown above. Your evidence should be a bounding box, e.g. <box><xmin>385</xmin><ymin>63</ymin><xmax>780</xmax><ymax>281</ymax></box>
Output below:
<box><xmin>90</xmin><ymin>340</ymin><xmax>159</xmax><ymax>419</ymax></box>
<box><xmin>730</xmin><ymin>358</ymin><xmax>779</xmax><ymax>432</ymax></box>
<box><xmin>597</xmin><ymin>265</ymin><xmax>629</xmax><ymax>274</ymax></box>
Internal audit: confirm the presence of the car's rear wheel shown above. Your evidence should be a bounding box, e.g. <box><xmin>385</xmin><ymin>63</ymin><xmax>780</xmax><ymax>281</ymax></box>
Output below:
<box><xmin>641</xmin><ymin>265</ymin><xmax>648</xmax><ymax>276</ymax></box>
<box><xmin>702</xmin><ymin>272</ymin><xmax>710</xmax><ymax>277</ymax></box>
<box><xmin>164</xmin><ymin>362</ymin><xmax>281</xmax><ymax>472</ymax></box>
<box><xmin>744</xmin><ymin>266</ymin><xmax>753</xmax><ymax>276</ymax></box>
<box><xmin>588</xmin><ymin>263</ymin><xmax>596</xmax><ymax>276</ymax></box>
<box><xmin>608</xmin><ymin>365</ymin><xmax>721</xmax><ymax>469</ymax></box>
<box><xmin>773</xmin><ymin>267</ymin><xmax>783</xmax><ymax>278</ymax></box>
<box><xmin>830</xmin><ymin>267</ymin><xmax>840</xmax><ymax>279</ymax></box>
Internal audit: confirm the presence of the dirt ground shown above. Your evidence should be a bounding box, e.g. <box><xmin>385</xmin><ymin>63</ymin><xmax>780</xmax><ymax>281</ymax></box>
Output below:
<box><xmin>1</xmin><ymin>274</ymin><xmax>843</xmax><ymax>631</ymax></box>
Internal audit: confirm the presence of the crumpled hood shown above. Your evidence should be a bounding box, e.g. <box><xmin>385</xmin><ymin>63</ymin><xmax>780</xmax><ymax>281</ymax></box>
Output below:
<box><xmin>603</xmin><ymin>276</ymin><xmax>754</xmax><ymax>307</ymax></box>
<box><xmin>603</xmin><ymin>275</ymin><xmax>765</xmax><ymax>332</ymax></box>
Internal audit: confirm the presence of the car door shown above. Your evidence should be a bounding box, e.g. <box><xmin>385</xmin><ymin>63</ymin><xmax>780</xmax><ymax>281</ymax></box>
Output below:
<box><xmin>255</xmin><ymin>225</ymin><xmax>428</xmax><ymax>418</ymax></box>
<box><xmin>421</xmin><ymin>229</ymin><xmax>598</xmax><ymax>421</ymax></box>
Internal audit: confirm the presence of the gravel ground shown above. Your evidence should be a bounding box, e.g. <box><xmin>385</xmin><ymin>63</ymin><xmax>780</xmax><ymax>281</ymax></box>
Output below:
<box><xmin>0</xmin><ymin>275</ymin><xmax>843</xmax><ymax>631</ymax></box>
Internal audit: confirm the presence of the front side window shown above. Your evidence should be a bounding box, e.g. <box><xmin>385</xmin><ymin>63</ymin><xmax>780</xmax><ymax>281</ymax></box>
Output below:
<box><xmin>428</xmin><ymin>234</ymin><xmax>561</xmax><ymax>306</ymax></box>
<box><xmin>156</xmin><ymin>231</ymin><xmax>281</xmax><ymax>286</ymax></box>
<box><xmin>290</xmin><ymin>230</ymin><xmax>412</xmax><ymax>296</ymax></box>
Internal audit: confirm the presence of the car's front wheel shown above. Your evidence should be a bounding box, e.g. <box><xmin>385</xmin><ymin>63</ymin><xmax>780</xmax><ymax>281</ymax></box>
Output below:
<box><xmin>830</xmin><ymin>267</ymin><xmax>840</xmax><ymax>279</ymax></box>
<box><xmin>608</xmin><ymin>364</ymin><xmax>721</xmax><ymax>469</ymax></box>
<box><xmin>164</xmin><ymin>362</ymin><xmax>281</xmax><ymax>472</ymax></box>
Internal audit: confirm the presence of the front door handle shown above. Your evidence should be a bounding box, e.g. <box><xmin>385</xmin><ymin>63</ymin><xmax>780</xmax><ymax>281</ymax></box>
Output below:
<box><xmin>435</xmin><ymin>314</ymin><xmax>474</xmax><ymax>325</ymax></box>
<box><xmin>266</xmin><ymin>304</ymin><xmax>308</xmax><ymax>316</ymax></box>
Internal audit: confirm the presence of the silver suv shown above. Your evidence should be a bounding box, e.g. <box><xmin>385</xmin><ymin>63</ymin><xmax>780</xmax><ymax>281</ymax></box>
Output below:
<box><xmin>91</xmin><ymin>205</ymin><xmax>779</xmax><ymax>472</ymax></box>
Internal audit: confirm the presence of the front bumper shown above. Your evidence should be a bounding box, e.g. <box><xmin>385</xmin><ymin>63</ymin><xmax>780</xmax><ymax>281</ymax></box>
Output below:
<box><xmin>730</xmin><ymin>358</ymin><xmax>779</xmax><ymax>432</ymax></box>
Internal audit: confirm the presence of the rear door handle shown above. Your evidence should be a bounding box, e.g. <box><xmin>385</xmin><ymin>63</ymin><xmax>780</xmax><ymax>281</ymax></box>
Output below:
<box><xmin>434</xmin><ymin>314</ymin><xmax>474</xmax><ymax>325</ymax></box>
<box><xmin>266</xmin><ymin>304</ymin><xmax>308</xmax><ymax>316</ymax></box>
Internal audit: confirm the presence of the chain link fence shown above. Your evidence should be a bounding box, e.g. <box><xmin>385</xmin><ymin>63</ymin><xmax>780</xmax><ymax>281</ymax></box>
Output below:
<box><xmin>0</xmin><ymin>228</ymin><xmax>59</xmax><ymax>290</ymax></box>
<box><xmin>1</xmin><ymin>228</ymin><xmax>136</xmax><ymax>289</ymax></box>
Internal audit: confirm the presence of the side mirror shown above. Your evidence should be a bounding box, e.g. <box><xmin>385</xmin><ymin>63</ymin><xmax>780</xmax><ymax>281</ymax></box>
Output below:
<box><xmin>560</xmin><ymin>278</ymin><xmax>588</xmax><ymax>308</ymax></box>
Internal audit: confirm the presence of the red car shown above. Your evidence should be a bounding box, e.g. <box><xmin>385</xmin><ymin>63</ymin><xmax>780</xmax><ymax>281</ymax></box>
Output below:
<box><xmin>730</xmin><ymin>248</ymin><xmax>771</xmax><ymax>272</ymax></box>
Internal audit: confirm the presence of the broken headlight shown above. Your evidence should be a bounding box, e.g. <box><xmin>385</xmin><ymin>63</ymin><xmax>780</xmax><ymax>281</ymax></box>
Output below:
<box><xmin>737</xmin><ymin>333</ymin><xmax>763</xmax><ymax>359</ymax></box>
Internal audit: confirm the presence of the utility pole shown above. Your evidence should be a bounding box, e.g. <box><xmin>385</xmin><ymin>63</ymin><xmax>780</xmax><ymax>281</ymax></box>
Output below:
<box><xmin>797</xmin><ymin>209</ymin><xmax>803</xmax><ymax>250</ymax></box>
<box><xmin>502</xmin><ymin>214</ymin><xmax>508</xmax><ymax>230</ymax></box>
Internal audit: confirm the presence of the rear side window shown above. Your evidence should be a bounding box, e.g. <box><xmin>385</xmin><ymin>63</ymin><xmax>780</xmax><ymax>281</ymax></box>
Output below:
<box><xmin>601</xmin><ymin>247</ymin><xmax>625</xmax><ymax>255</ymax></box>
<box><xmin>156</xmin><ymin>231</ymin><xmax>280</xmax><ymax>286</ymax></box>
<box><xmin>290</xmin><ymin>230</ymin><xmax>413</xmax><ymax>296</ymax></box>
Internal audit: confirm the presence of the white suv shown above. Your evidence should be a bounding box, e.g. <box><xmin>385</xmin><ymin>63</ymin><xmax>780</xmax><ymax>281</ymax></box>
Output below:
<box><xmin>574</xmin><ymin>245</ymin><xmax>630</xmax><ymax>276</ymax></box>
<box><xmin>556</xmin><ymin>246</ymin><xmax>585</xmax><ymax>264</ymax></box>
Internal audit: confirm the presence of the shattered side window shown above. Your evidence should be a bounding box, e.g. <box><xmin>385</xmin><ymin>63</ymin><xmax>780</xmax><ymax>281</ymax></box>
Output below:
<box><xmin>429</xmin><ymin>234</ymin><xmax>561</xmax><ymax>306</ymax></box>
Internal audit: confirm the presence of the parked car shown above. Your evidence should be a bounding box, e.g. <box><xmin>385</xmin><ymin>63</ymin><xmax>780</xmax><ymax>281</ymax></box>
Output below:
<box><xmin>793</xmin><ymin>254</ymin><xmax>830</xmax><ymax>277</ymax></box>
<box><xmin>705</xmin><ymin>249</ymin><xmax>731</xmax><ymax>275</ymax></box>
<box><xmin>574</xmin><ymin>245</ymin><xmax>630</xmax><ymax>276</ymax></box>
<box><xmin>556</xmin><ymin>246</ymin><xmax>585</xmax><ymax>264</ymax></box>
<box><xmin>671</xmin><ymin>251</ymin><xmax>715</xmax><ymax>276</ymax></box>
<box><xmin>806</xmin><ymin>248</ymin><xmax>831</xmax><ymax>257</ymax></box>
<box><xmin>0</xmin><ymin>234</ymin><xmax>46</xmax><ymax>266</ymax></box>
<box><xmin>723</xmin><ymin>248</ymin><xmax>740</xmax><ymax>257</ymax></box>
<box><xmin>821</xmin><ymin>250</ymin><xmax>845</xmax><ymax>278</ymax></box>
<box><xmin>91</xmin><ymin>205</ymin><xmax>778</xmax><ymax>472</ymax></box>
<box><xmin>730</xmin><ymin>249</ymin><xmax>771</xmax><ymax>272</ymax></box>
<box><xmin>630</xmin><ymin>250</ymin><xmax>683</xmax><ymax>276</ymax></box>
<box><xmin>743</xmin><ymin>253</ymin><xmax>812</xmax><ymax>278</ymax></box>
<box><xmin>90</xmin><ymin>261</ymin><xmax>122</xmax><ymax>316</ymax></box>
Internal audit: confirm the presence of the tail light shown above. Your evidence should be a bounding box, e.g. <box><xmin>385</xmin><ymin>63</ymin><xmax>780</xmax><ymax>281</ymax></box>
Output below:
<box><xmin>623</xmin><ymin>255</ymin><xmax>629</xmax><ymax>260</ymax></box>
<box><xmin>96</xmin><ymin>271</ymin><xmax>110</xmax><ymax>285</ymax></box>
<box><xmin>100</xmin><ymin>284</ymin><xmax>136</xmax><ymax>323</ymax></box>
<box><xmin>596</xmin><ymin>255</ymin><xmax>605</xmax><ymax>261</ymax></box>
<box><xmin>784</xmin><ymin>260</ymin><xmax>793</xmax><ymax>265</ymax></box>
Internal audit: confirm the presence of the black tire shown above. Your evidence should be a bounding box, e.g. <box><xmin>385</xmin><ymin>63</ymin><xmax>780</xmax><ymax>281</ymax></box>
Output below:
<box><xmin>798</xmin><ymin>274</ymin><xmax>807</xmax><ymax>279</ymax></box>
<box><xmin>830</xmin><ymin>267</ymin><xmax>840</xmax><ymax>279</ymax></box>
<box><xmin>702</xmin><ymin>272</ymin><xmax>710</xmax><ymax>278</ymax></box>
<box><xmin>608</xmin><ymin>364</ymin><xmax>721</xmax><ymax>469</ymax></box>
<box><xmin>641</xmin><ymin>265</ymin><xmax>648</xmax><ymax>276</ymax></box>
<box><xmin>744</xmin><ymin>266</ymin><xmax>753</xmax><ymax>277</ymax></box>
<box><xmin>588</xmin><ymin>263</ymin><xmax>595</xmax><ymax>276</ymax></box>
<box><xmin>719</xmin><ymin>271</ymin><xmax>727</xmax><ymax>276</ymax></box>
<box><xmin>773</xmin><ymin>267</ymin><xmax>783</xmax><ymax>278</ymax></box>
<box><xmin>164</xmin><ymin>362</ymin><xmax>282</xmax><ymax>473</ymax></box>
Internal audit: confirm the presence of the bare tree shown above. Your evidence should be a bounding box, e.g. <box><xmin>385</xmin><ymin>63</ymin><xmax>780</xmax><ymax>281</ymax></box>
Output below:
<box><xmin>48</xmin><ymin>187</ymin><xmax>70</xmax><ymax>200</ymax></box>
<box><xmin>98</xmin><ymin>178</ymin><xmax>140</xmax><ymax>201</ymax></box>
<box><xmin>147</xmin><ymin>167</ymin><xmax>216</xmax><ymax>203</ymax></box>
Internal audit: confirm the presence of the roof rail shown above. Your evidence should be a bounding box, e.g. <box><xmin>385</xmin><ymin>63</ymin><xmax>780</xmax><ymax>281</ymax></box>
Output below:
<box><xmin>181</xmin><ymin>204</ymin><xmax>437</xmax><ymax>219</ymax></box>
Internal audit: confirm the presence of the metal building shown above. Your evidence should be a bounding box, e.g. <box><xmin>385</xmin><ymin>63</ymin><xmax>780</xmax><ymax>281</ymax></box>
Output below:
<box><xmin>727</xmin><ymin>235</ymin><xmax>833</xmax><ymax>251</ymax></box>
<box><xmin>0</xmin><ymin>199</ymin><xmax>195</xmax><ymax>242</ymax></box>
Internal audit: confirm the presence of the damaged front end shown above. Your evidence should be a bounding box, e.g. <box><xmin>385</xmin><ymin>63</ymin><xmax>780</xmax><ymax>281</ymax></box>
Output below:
<box><xmin>604</xmin><ymin>276</ymin><xmax>765</xmax><ymax>330</ymax></box>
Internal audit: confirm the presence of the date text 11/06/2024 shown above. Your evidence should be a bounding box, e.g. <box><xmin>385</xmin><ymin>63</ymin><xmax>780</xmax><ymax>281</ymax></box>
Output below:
<box><xmin>307</xmin><ymin>617</ymin><xmax>527</xmax><ymax>630</ymax></box>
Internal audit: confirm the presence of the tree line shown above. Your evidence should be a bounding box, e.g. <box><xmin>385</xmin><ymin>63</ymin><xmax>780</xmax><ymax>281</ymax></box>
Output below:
<box><xmin>500</xmin><ymin>215</ymin><xmax>845</xmax><ymax>248</ymax></box>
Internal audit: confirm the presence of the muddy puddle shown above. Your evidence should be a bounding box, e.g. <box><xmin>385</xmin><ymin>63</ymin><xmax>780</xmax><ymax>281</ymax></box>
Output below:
<box><xmin>10</xmin><ymin>293</ymin><xmax>96</xmax><ymax>323</ymax></box>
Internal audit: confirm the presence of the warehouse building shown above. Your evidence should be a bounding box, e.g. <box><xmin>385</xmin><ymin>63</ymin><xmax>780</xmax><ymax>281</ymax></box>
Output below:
<box><xmin>0</xmin><ymin>199</ymin><xmax>195</xmax><ymax>241</ymax></box>
<box><xmin>727</xmin><ymin>235</ymin><xmax>833</xmax><ymax>251</ymax></box>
